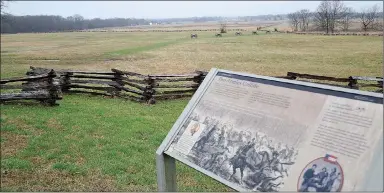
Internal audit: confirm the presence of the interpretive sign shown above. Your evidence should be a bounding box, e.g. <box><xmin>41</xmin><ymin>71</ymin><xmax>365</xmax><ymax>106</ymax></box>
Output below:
<box><xmin>156</xmin><ymin>68</ymin><xmax>383</xmax><ymax>192</ymax></box>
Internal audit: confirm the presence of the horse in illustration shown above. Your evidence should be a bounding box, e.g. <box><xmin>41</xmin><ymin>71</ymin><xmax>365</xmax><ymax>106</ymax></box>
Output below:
<box><xmin>202</xmin><ymin>147</ymin><xmax>230</xmax><ymax>171</ymax></box>
<box><xmin>255</xmin><ymin>151</ymin><xmax>295</xmax><ymax>177</ymax></box>
<box><xmin>228</xmin><ymin>139</ymin><xmax>257</xmax><ymax>183</ymax></box>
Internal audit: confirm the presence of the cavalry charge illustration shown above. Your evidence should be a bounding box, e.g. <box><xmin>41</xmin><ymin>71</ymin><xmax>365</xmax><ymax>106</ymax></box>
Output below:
<box><xmin>172</xmin><ymin>112</ymin><xmax>298</xmax><ymax>192</ymax></box>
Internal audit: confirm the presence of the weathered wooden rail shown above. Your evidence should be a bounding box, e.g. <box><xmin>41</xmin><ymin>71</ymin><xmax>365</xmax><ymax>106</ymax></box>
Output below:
<box><xmin>0</xmin><ymin>70</ymin><xmax>62</xmax><ymax>105</ymax></box>
<box><xmin>27</xmin><ymin>67</ymin><xmax>119</xmax><ymax>97</ymax></box>
<box><xmin>284</xmin><ymin>72</ymin><xmax>383</xmax><ymax>91</ymax></box>
<box><xmin>150</xmin><ymin>71</ymin><xmax>207</xmax><ymax>101</ymax></box>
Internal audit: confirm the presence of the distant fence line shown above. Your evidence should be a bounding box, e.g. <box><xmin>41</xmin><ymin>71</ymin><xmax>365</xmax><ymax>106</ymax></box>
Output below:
<box><xmin>0</xmin><ymin>70</ymin><xmax>62</xmax><ymax>105</ymax></box>
<box><xmin>28</xmin><ymin>24</ymin><xmax>279</xmax><ymax>34</ymax></box>
<box><xmin>0</xmin><ymin>66</ymin><xmax>381</xmax><ymax>106</ymax></box>
<box><xmin>29</xmin><ymin>28</ymin><xmax>248</xmax><ymax>34</ymax></box>
<box><xmin>284</xmin><ymin>31</ymin><xmax>383</xmax><ymax>37</ymax></box>
<box><xmin>280</xmin><ymin>72</ymin><xmax>383</xmax><ymax>91</ymax></box>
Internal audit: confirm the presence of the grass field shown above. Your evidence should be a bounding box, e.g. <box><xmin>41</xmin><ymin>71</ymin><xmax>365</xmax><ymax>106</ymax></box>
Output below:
<box><xmin>1</xmin><ymin>30</ymin><xmax>382</xmax><ymax>191</ymax></box>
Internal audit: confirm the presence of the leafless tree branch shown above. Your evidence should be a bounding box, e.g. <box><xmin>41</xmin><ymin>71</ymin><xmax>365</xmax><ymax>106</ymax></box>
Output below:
<box><xmin>360</xmin><ymin>4</ymin><xmax>380</xmax><ymax>31</ymax></box>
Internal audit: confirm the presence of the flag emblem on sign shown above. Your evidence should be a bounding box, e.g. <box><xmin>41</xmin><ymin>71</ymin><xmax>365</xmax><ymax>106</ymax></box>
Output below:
<box><xmin>324</xmin><ymin>154</ymin><xmax>337</xmax><ymax>163</ymax></box>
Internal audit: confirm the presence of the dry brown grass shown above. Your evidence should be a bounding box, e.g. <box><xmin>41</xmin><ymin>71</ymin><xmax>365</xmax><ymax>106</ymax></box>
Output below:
<box><xmin>1</xmin><ymin>132</ymin><xmax>28</xmax><ymax>157</ymax></box>
<box><xmin>2</xmin><ymin>31</ymin><xmax>382</xmax><ymax>78</ymax></box>
<box><xmin>46</xmin><ymin>118</ymin><xmax>64</xmax><ymax>131</ymax></box>
<box><xmin>1</xmin><ymin>169</ymin><xmax>118</xmax><ymax>191</ymax></box>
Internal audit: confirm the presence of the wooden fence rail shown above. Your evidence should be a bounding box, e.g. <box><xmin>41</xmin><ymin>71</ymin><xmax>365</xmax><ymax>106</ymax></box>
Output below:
<box><xmin>0</xmin><ymin>70</ymin><xmax>62</xmax><ymax>105</ymax></box>
<box><xmin>23</xmin><ymin>67</ymin><xmax>382</xmax><ymax>105</ymax></box>
<box><xmin>285</xmin><ymin>72</ymin><xmax>383</xmax><ymax>91</ymax></box>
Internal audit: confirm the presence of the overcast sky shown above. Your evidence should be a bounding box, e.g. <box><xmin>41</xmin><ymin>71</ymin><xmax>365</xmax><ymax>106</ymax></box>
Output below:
<box><xmin>4</xmin><ymin>1</ymin><xmax>383</xmax><ymax>19</ymax></box>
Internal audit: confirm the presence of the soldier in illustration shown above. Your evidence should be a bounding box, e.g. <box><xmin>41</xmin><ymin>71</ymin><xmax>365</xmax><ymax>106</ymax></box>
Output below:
<box><xmin>202</xmin><ymin>147</ymin><xmax>229</xmax><ymax>171</ymax></box>
<box><xmin>285</xmin><ymin>146</ymin><xmax>296</xmax><ymax>161</ymax></box>
<box><xmin>316</xmin><ymin>167</ymin><xmax>329</xmax><ymax>186</ymax></box>
<box><xmin>267</xmin><ymin>139</ymin><xmax>275</xmax><ymax>152</ymax></box>
<box><xmin>299</xmin><ymin>164</ymin><xmax>317</xmax><ymax>191</ymax></box>
<box><xmin>203</xmin><ymin>116</ymin><xmax>211</xmax><ymax>125</ymax></box>
<box><xmin>232</xmin><ymin>131</ymin><xmax>239</xmax><ymax>141</ymax></box>
<box><xmin>254</xmin><ymin>149</ymin><xmax>295</xmax><ymax>178</ymax></box>
<box><xmin>270</xmin><ymin>151</ymin><xmax>294</xmax><ymax>177</ymax></box>
<box><xmin>305</xmin><ymin>167</ymin><xmax>329</xmax><ymax>192</ymax></box>
<box><xmin>254</xmin><ymin>132</ymin><xmax>260</xmax><ymax>142</ymax></box>
<box><xmin>228</xmin><ymin>138</ymin><xmax>257</xmax><ymax>183</ymax></box>
<box><xmin>194</xmin><ymin>125</ymin><xmax>217</xmax><ymax>152</ymax></box>
<box><xmin>217</xmin><ymin>127</ymin><xmax>226</xmax><ymax>146</ymax></box>
<box><xmin>238</xmin><ymin>131</ymin><xmax>245</xmax><ymax>142</ymax></box>
<box><xmin>234</xmin><ymin>138</ymin><xmax>256</xmax><ymax>159</ymax></box>
<box><xmin>322</xmin><ymin>168</ymin><xmax>340</xmax><ymax>192</ymax></box>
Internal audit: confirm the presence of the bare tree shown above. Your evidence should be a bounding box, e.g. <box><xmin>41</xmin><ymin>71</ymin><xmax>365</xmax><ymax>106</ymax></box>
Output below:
<box><xmin>360</xmin><ymin>4</ymin><xmax>380</xmax><ymax>31</ymax></box>
<box><xmin>298</xmin><ymin>9</ymin><xmax>311</xmax><ymax>31</ymax></box>
<box><xmin>339</xmin><ymin>7</ymin><xmax>354</xmax><ymax>31</ymax></box>
<box><xmin>329</xmin><ymin>0</ymin><xmax>345</xmax><ymax>33</ymax></box>
<box><xmin>314</xmin><ymin>0</ymin><xmax>346</xmax><ymax>34</ymax></box>
<box><xmin>288</xmin><ymin>12</ymin><xmax>300</xmax><ymax>31</ymax></box>
<box><xmin>314</xmin><ymin>1</ymin><xmax>331</xmax><ymax>33</ymax></box>
<box><xmin>1</xmin><ymin>0</ymin><xmax>7</xmax><ymax>14</ymax></box>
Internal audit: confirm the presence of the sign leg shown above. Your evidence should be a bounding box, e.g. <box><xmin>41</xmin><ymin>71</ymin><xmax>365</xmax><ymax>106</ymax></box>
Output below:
<box><xmin>156</xmin><ymin>153</ymin><xmax>177</xmax><ymax>192</ymax></box>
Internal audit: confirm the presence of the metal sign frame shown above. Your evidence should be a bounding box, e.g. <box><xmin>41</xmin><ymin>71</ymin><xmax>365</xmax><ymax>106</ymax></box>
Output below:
<box><xmin>156</xmin><ymin>68</ymin><xmax>383</xmax><ymax>192</ymax></box>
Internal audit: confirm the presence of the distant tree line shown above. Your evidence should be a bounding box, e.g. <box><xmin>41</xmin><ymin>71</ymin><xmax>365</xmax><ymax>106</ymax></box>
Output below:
<box><xmin>0</xmin><ymin>14</ymin><xmax>151</xmax><ymax>33</ymax></box>
<box><xmin>287</xmin><ymin>0</ymin><xmax>383</xmax><ymax>33</ymax></box>
<box><xmin>238</xmin><ymin>14</ymin><xmax>287</xmax><ymax>21</ymax></box>
<box><xmin>150</xmin><ymin>16</ymin><xmax>223</xmax><ymax>24</ymax></box>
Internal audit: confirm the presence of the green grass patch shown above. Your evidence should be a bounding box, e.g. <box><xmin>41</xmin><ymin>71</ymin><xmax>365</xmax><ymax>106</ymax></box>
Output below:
<box><xmin>1</xmin><ymin>157</ymin><xmax>32</xmax><ymax>170</ymax></box>
<box><xmin>105</xmin><ymin>39</ymin><xmax>184</xmax><ymax>57</ymax></box>
<box><xmin>52</xmin><ymin>162</ymin><xmax>86</xmax><ymax>175</ymax></box>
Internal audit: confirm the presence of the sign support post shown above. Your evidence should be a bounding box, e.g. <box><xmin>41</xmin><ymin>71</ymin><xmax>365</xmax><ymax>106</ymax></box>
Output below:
<box><xmin>156</xmin><ymin>152</ymin><xmax>177</xmax><ymax>192</ymax></box>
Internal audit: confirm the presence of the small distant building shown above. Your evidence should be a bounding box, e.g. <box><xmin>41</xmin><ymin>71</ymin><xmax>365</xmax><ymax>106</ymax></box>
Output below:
<box><xmin>149</xmin><ymin>22</ymin><xmax>152</xmax><ymax>26</ymax></box>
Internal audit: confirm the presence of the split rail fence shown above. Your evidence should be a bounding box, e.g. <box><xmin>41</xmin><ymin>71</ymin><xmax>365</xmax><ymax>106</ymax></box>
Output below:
<box><xmin>0</xmin><ymin>70</ymin><xmax>62</xmax><ymax>105</ymax></box>
<box><xmin>1</xmin><ymin>66</ymin><xmax>381</xmax><ymax>106</ymax></box>
<box><xmin>26</xmin><ymin>66</ymin><xmax>207</xmax><ymax>104</ymax></box>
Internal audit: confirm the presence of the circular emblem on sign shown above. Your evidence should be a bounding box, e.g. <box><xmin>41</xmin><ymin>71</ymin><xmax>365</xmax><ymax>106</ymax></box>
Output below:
<box><xmin>297</xmin><ymin>155</ymin><xmax>344</xmax><ymax>192</ymax></box>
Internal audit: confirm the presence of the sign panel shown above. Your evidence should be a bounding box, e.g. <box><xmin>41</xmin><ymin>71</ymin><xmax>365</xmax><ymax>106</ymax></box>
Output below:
<box><xmin>157</xmin><ymin>68</ymin><xmax>383</xmax><ymax>192</ymax></box>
